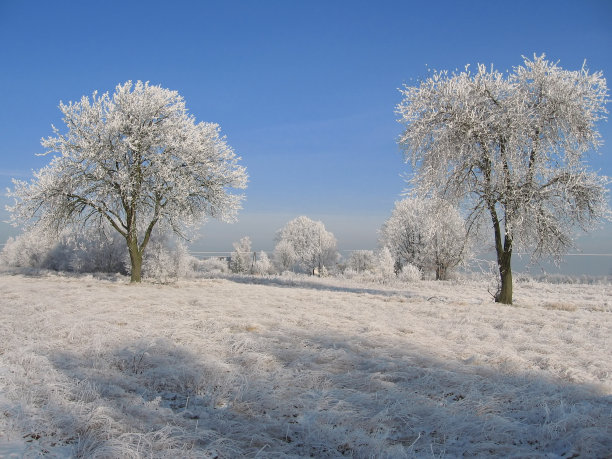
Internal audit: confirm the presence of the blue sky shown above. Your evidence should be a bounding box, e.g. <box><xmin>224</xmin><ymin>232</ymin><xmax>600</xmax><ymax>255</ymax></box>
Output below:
<box><xmin>1</xmin><ymin>0</ymin><xmax>611</xmax><ymax>274</ymax></box>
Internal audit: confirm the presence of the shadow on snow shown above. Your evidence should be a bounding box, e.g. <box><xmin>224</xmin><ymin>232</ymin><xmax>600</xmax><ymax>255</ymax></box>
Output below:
<box><xmin>13</xmin><ymin>328</ymin><xmax>609</xmax><ymax>457</ymax></box>
<box><xmin>225</xmin><ymin>274</ymin><xmax>426</xmax><ymax>301</ymax></box>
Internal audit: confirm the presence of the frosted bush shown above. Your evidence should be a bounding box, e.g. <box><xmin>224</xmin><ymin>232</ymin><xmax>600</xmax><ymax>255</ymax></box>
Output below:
<box><xmin>68</xmin><ymin>230</ymin><xmax>126</xmax><ymax>273</ymax></box>
<box><xmin>142</xmin><ymin>238</ymin><xmax>198</xmax><ymax>282</ymax></box>
<box><xmin>43</xmin><ymin>241</ymin><xmax>73</xmax><ymax>272</ymax></box>
<box><xmin>252</xmin><ymin>251</ymin><xmax>273</xmax><ymax>275</ymax></box>
<box><xmin>1</xmin><ymin>229</ymin><xmax>55</xmax><ymax>269</ymax></box>
<box><xmin>1</xmin><ymin>226</ymin><xmax>126</xmax><ymax>274</ymax></box>
<box><xmin>398</xmin><ymin>263</ymin><xmax>422</xmax><ymax>282</ymax></box>
<box><xmin>230</xmin><ymin>236</ymin><xmax>253</xmax><ymax>274</ymax></box>
<box><xmin>273</xmin><ymin>239</ymin><xmax>297</xmax><ymax>272</ymax></box>
<box><xmin>342</xmin><ymin>268</ymin><xmax>359</xmax><ymax>280</ymax></box>
<box><xmin>197</xmin><ymin>257</ymin><xmax>230</xmax><ymax>276</ymax></box>
<box><xmin>375</xmin><ymin>247</ymin><xmax>396</xmax><ymax>284</ymax></box>
<box><xmin>347</xmin><ymin>250</ymin><xmax>376</xmax><ymax>273</ymax></box>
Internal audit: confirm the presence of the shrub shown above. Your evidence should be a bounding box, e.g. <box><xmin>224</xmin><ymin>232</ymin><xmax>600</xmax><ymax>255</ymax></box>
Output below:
<box><xmin>347</xmin><ymin>250</ymin><xmax>376</xmax><ymax>273</ymax></box>
<box><xmin>197</xmin><ymin>257</ymin><xmax>230</xmax><ymax>276</ymax></box>
<box><xmin>1</xmin><ymin>226</ymin><xmax>126</xmax><ymax>274</ymax></box>
<box><xmin>141</xmin><ymin>237</ymin><xmax>198</xmax><ymax>282</ymax></box>
<box><xmin>376</xmin><ymin>247</ymin><xmax>396</xmax><ymax>284</ymax></box>
<box><xmin>253</xmin><ymin>251</ymin><xmax>273</xmax><ymax>275</ymax></box>
<box><xmin>230</xmin><ymin>237</ymin><xmax>253</xmax><ymax>274</ymax></box>
<box><xmin>398</xmin><ymin>263</ymin><xmax>423</xmax><ymax>282</ymax></box>
<box><xmin>273</xmin><ymin>239</ymin><xmax>297</xmax><ymax>273</ymax></box>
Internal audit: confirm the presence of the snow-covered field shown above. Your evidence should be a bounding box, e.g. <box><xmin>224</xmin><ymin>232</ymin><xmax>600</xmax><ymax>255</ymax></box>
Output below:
<box><xmin>0</xmin><ymin>272</ymin><xmax>610</xmax><ymax>458</ymax></box>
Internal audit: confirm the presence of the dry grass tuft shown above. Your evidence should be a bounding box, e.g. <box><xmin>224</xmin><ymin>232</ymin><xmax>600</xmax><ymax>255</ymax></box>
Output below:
<box><xmin>542</xmin><ymin>301</ymin><xmax>578</xmax><ymax>312</ymax></box>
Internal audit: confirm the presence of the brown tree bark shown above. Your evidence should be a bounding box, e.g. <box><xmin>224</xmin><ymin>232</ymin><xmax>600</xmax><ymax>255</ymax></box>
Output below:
<box><xmin>128</xmin><ymin>237</ymin><xmax>143</xmax><ymax>283</ymax></box>
<box><xmin>490</xmin><ymin>207</ymin><xmax>513</xmax><ymax>304</ymax></box>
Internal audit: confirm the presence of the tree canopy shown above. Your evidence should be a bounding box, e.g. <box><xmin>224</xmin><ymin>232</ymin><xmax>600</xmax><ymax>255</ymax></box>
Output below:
<box><xmin>274</xmin><ymin>216</ymin><xmax>338</xmax><ymax>274</ymax></box>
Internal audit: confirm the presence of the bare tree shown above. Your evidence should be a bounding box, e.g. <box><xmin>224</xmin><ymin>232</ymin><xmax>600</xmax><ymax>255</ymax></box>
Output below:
<box><xmin>7</xmin><ymin>81</ymin><xmax>248</xmax><ymax>282</ymax></box>
<box><xmin>397</xmin><ymin>55</ymin><xmax>610</xmax><ymax>303</ymax></box>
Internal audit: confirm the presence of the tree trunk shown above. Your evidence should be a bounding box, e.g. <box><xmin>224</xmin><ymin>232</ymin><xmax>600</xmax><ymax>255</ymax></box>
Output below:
<box><xmin>435</xmin><ymin>264</ymin><xmax>446</xmax><ymax>281</ymax></box>
<box><xmin>128</xmin><ymin>238</ymin><xmax>143</xmax><ymax>283</ymax></box>
<box><xmin>490</xmin><ymin>204</ymin><xmax>513</xmax><ymax>304</ymax></box>
<box><xmin>496</xmin><ymin>249</ymin><xmax>513</xmax><ymax>304</ymax></box>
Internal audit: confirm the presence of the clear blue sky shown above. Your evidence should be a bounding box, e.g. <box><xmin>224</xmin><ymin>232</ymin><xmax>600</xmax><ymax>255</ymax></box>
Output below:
<box><xmin>1</xmin><ymin>0</ymin><xmax>611</xmax><ymax>274</ymax></box>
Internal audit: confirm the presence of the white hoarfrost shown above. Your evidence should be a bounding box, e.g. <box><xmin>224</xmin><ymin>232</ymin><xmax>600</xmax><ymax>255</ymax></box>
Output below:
<box><xmin>0</xmin><ymin>273</ymin><xmax>609</xmax><ymax>457</ymax></box>
<box><xmin>7</xmin><ymin>81</ymin><xmax>248</xmax><ymax>282</ymax></box>
<box><xmin>230</xmin><ymin>236</ymin><xmax>254</xmax><ymax>274</ymax></box>
<box><xmin>397</xmin><ymin>55</ymin><xmax>610</xmax><ymax>303</ymax></box>
<box><xmin>274</xmin><ymin>216</ymin><xmax>339</xmax><ymax>274</ymax></box>
<box><xmin>1</xmin><ymin>224</ymin><xmax>126</xmax><ymax>274</ymax></box>
<box><xmin>0</xmin><ymin>224</ymin><xmax>199</xmax><ymax>282</ymax></box>
<box><xmin>346</xmin><ymin>250</ymin><xmax>377</xmax><ymax>274</ymax></box>
<box><xmin>273</xmin><ymin>239</ymin><xmax>297</xmax><ymax>273</ymax></box>
<box><xmin>380</xmin><ymin>197</ymin><xmax>469</xmax><ymax>280</ymax></box>
<box><xmin>252</xmin><ymin>251</ymin><xmax>273</xmax><ymax>276</ymax></box>
<box><xmin>376</xmin><ymin>246</ymin><xmax>397</xmax><ymax>283</ymax></box>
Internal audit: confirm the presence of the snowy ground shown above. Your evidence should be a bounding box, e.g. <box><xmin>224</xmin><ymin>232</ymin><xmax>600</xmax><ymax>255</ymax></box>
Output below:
<box><xmin>0</xmin><ymin>272</ymin><xmax>610</xmax><ymax>458</ymax></box>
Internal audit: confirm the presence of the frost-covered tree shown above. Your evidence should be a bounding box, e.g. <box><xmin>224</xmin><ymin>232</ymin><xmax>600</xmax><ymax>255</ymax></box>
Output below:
<box><xmin>230</xmin><ymin>236</ymin><xmax>254</xmax><ymax>274</ymax></box>
<box><xmin>380</xmin><ymin>199</ymin><xmax>424</xmax><ymax>272</ymax></box>
<box><xmin>273</xmin><ymin>239</ymin><xmax>297</xmax><ymax>273</ymax></box>
<box><xmin>375</xmin><ymin>247</ymin><xmax>396</xmax><ymax>284</ymax></box>
<box><xmin>347</xmin><ymin>250</ymin><xmax>376</xmax><ymax>273</ymax></box>
<box><xmin>397</xmin><ymin>55</ymin><xmax>610</xmax><ymax>303</ymax></box>
<box><xmin>7</xmin><ymin>81</ymin><xmax>247</xmax><ymax>282</ymax></box>
<box><xmin>274</xmin><ymin>216</ymin><xmax>338</xmax><ymax>274</ymax></box>
<box><xmin>252</xmin><ymin>251</ymin><xmax>273</xmax><ymax>275</ymax></box>
<box><xmin>379</xmin><ymin>197</ymin><xmax>469</xmax><ymax>280</ymax></box>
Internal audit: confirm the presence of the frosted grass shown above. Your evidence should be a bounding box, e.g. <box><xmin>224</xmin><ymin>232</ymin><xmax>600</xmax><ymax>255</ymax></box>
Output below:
<box><xmin>0</xmin><ymin>272</ymin><xmax>610</xmax><ymax>457</ymax></box>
